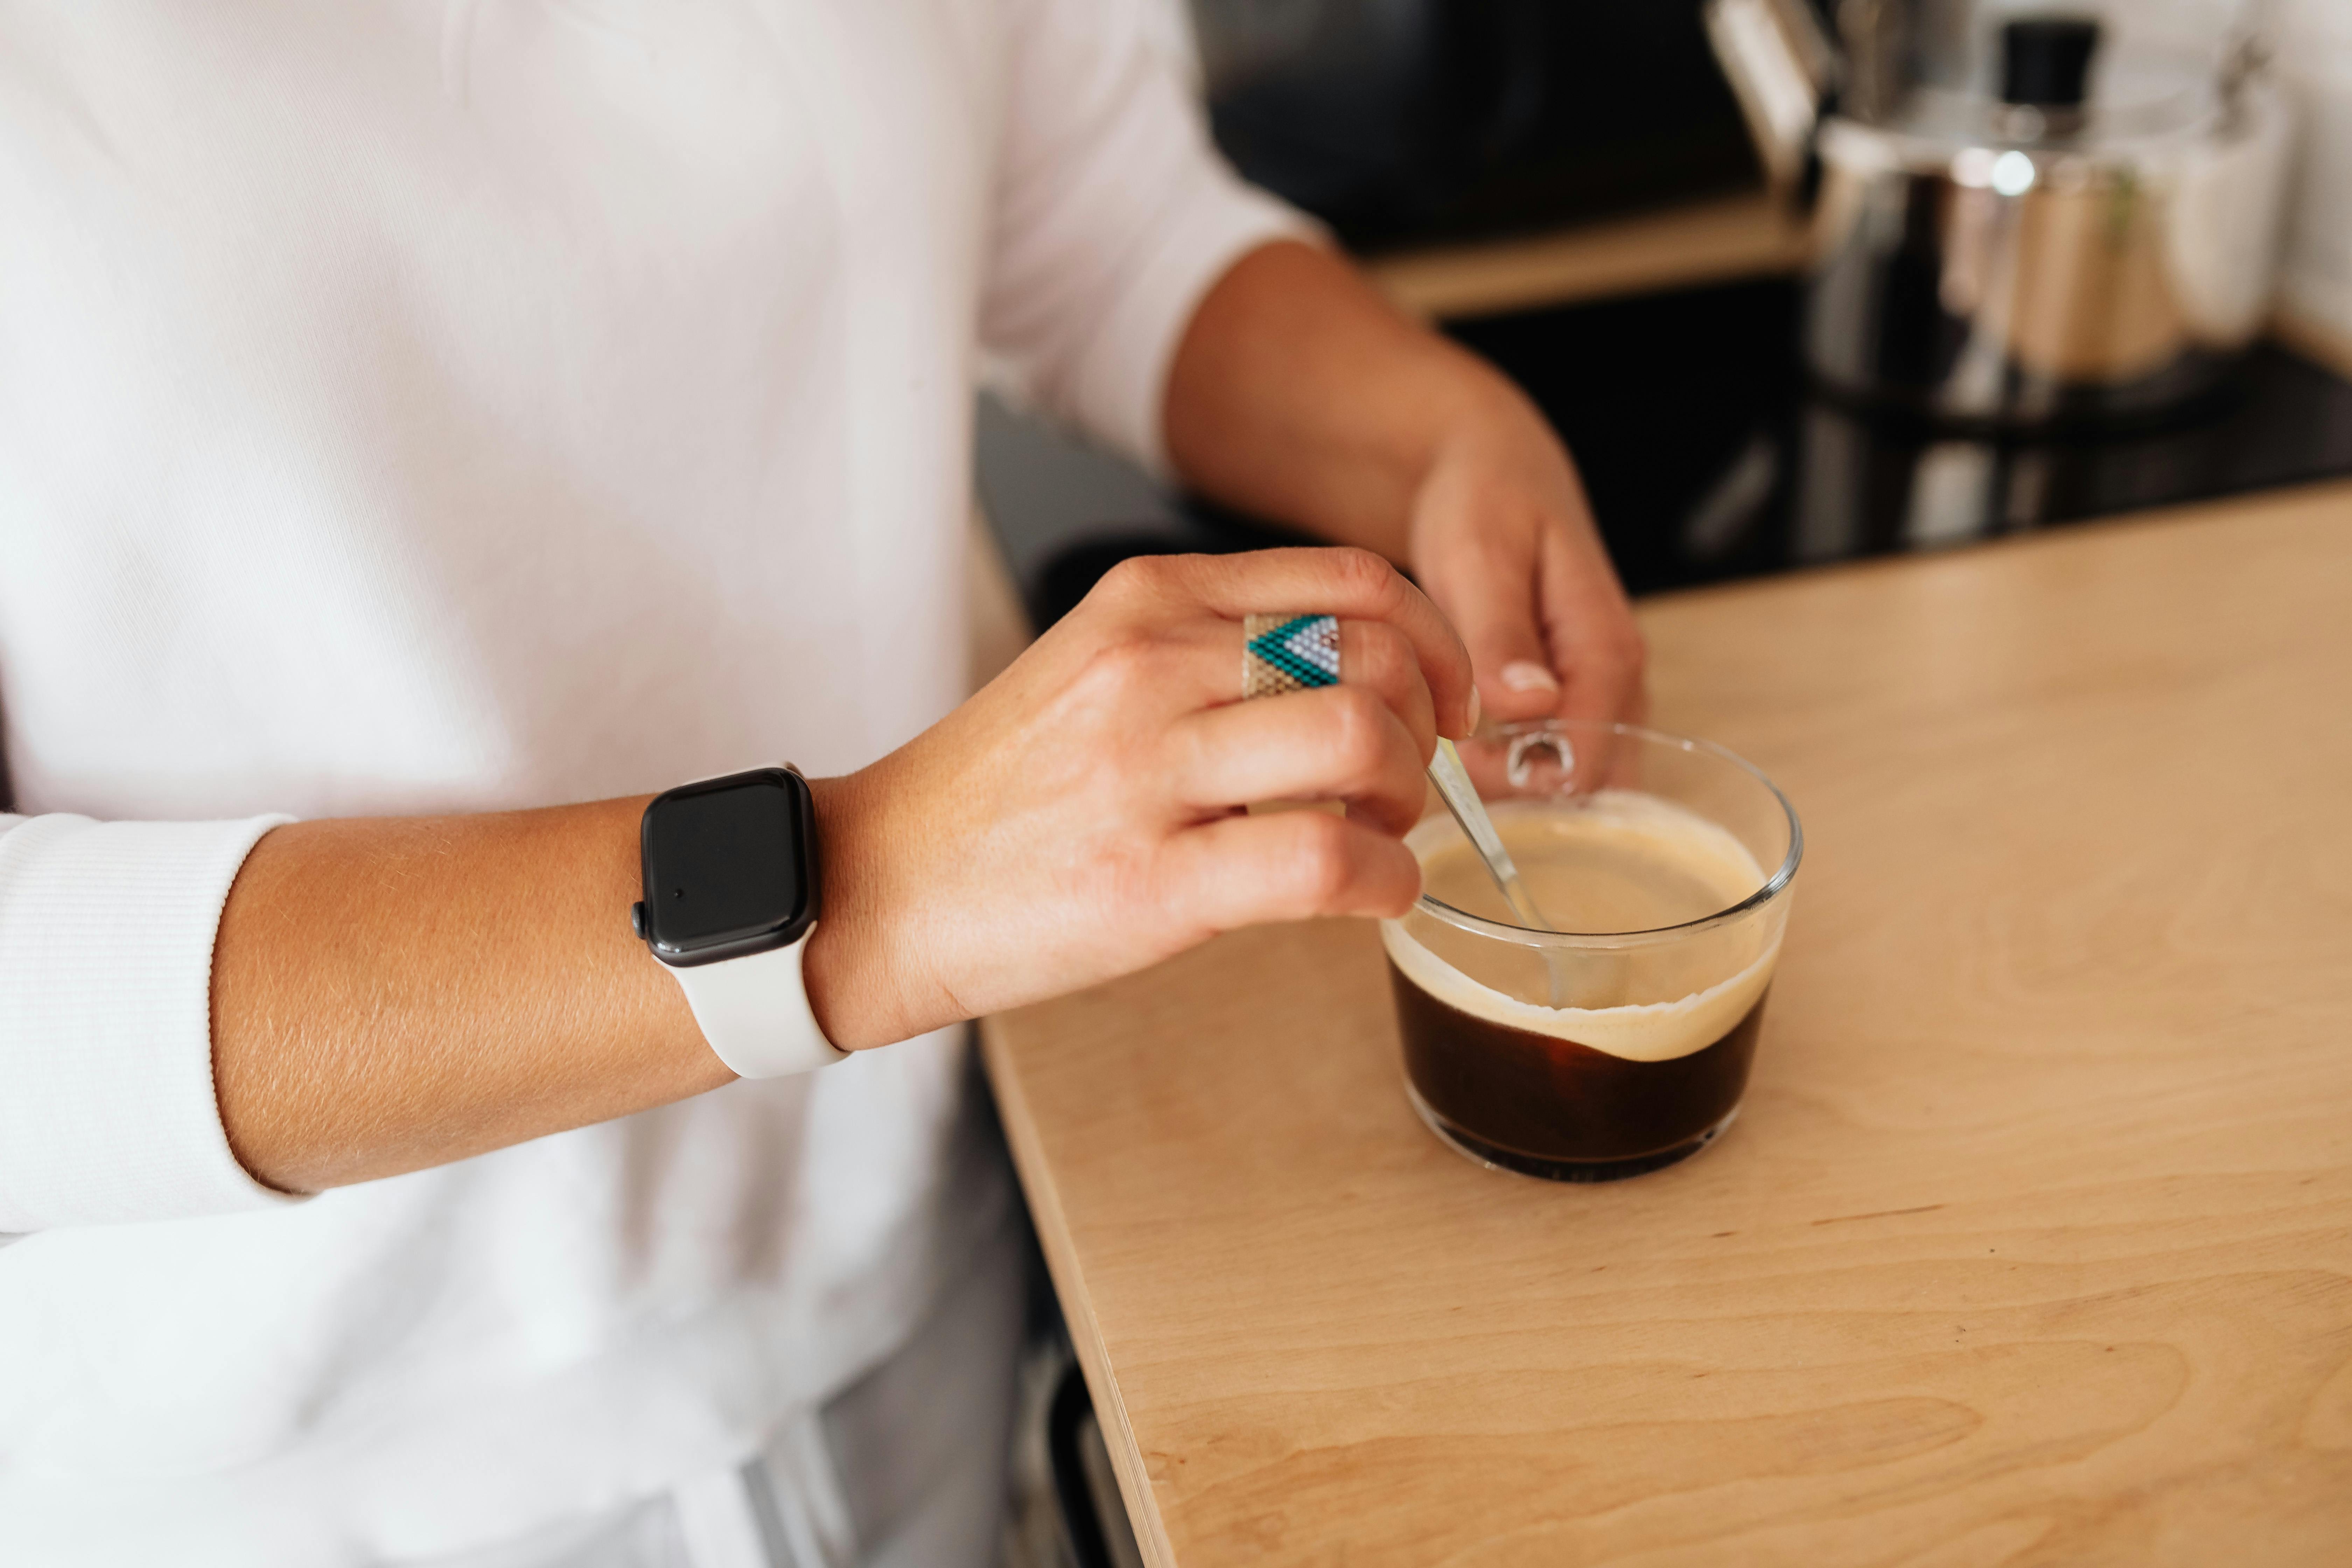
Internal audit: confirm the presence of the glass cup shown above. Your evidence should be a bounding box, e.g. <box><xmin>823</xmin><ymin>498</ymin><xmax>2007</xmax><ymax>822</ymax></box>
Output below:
<box><xmin>1381</xmin><ymin>720</ymin><xmax>1802</xmax><ymax>1182</ymax></box>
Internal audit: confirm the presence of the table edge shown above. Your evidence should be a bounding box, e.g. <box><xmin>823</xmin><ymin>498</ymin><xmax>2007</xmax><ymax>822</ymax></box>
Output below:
<box><xmin>981</xmin><ymin>1016</ymin><xmax>1179</xmax><ymax>1568</ymax></box>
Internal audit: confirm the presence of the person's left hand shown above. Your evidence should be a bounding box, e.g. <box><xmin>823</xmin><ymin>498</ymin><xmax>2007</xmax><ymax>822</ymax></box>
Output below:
<box><xmin>1403</xmin><ymin>384</ymin><xmax>1646</xmax><ymax>735</ymax></box>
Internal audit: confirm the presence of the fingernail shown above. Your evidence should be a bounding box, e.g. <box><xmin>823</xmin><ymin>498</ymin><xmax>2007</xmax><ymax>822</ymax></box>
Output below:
<box><xmin>1466</xmin><ymin>686</ymin><xmax>1482</xmax><ymax>733</ymax></box>
<box><xmin>1500</xmin><ymin>660</ymin><xmax>1560</xmax><ymax>694</ymax></box>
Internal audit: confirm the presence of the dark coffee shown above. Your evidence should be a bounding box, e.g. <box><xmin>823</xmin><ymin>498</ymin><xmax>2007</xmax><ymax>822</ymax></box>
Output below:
<box><xmin>1391</xmin><ymin>960</ymin><xmax>1767</xmax><ymax>1180</ymax></box>
<box><xmin>1386</xmin><ymin>789</ymin><xmax>1786</xmax><ymax>1181</ymax></box>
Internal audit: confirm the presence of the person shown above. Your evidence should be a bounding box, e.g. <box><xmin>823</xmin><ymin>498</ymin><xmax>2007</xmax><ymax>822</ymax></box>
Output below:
<box><xmin>0</xmin><ymin>2</ymin><xmax>1642</xmax><ymax>1564</ymax></box>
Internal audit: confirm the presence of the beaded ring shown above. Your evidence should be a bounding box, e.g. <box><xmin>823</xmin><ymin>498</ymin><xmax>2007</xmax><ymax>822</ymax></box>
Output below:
<box><xmin>1242</xmin><ymin>614</ymin><xmax>1342</xmax><ymax>700</ymax></box>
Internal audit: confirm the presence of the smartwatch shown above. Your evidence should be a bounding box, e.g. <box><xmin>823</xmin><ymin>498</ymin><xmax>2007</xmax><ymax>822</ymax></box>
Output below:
<box><xmin>632</xmin><ymin>765</ymin><xmax>848</xmax><ymax>1078</ymax></box>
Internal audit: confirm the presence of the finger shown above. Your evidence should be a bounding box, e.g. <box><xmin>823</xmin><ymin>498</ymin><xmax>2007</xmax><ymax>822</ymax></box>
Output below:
<box><xmin>1167</xmin><ymin>685</ymin><xmax>1429</xmax><ymax>836</ymax></box>
<box><xmin>1420</xmin><ymin>511</ymin><xmax>1563</xmax><ymax>725</ymax></box>
<box><xmin>1334</xmin><ymin>618</ymin><xmax>1437</xmax><ymax>759</ymax></box>
<box><xmin>1094</xmin><ymin>549</ymin><xmax>1475</xmax><ymax>738</ymax></box>
<box><xmin>1225</xmin><ymin>616</ymin><xmax>1437</xmax><ymax>762</ymax></box>
<box><xmin>1124</xmin><ymin>616</ymin><xmax>1438</xmax><ymax>758</ymax></box>
<box><xmin>1535</xmin><ymin>528</ymin><xmax>1647</xmax><ymax>791</ymax></box>
<box><xmin>1158</xmin><ymin>808</ymin><xmax>1423</xmax><ymax>929</ymax></box>
<box><xmin>1538</xmin><ymin>527</ymin><xmax>1646</xmax><ymax>728</ymax></box>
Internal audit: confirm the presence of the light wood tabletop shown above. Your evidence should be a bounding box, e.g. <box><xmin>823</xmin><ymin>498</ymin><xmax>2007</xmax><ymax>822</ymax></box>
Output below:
<box><xmin>1352</xmin><ymin>191</ymin><xmax>2352</xmax><ymax>386</ymax></box>
<box><xmin>982</xmin><ymin>478</ymin><xmax>2352</xmax><ymax>1567</ymax></box>
<box><xmin>1361</xmin><ymin>190</ymin><xmax>1807</xmax><ymax>322</ymax></box>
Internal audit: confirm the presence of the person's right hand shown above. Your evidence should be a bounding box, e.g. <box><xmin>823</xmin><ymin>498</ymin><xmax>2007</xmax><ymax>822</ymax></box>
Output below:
<box><xmin>799</xmin><ymin>548</ymin><xmax>1476</xmax><ymax>1051</ymax></box>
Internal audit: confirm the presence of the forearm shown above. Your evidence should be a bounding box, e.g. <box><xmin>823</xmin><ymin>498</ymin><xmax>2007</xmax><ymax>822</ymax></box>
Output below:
<box><xmin>206</xmin><ymin>542</ymin><xmax>1483</xmax><ymax>1197</ymax></box>
<box><xmin>210</xmin><ymin>795</ymin><xmax>726</xmax><ymax>1194</ymax></box>
<box><xmin>1163</xmin><ymin>239</ymin><xmax>1543</xmax><ymax>559</ymax></box>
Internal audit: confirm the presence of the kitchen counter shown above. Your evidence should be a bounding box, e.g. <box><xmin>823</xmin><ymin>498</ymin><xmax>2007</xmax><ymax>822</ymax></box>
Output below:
<box><xmin>980</xmin><ymin>478</ymin><xmax>2352</xmax><ymax>1566</ymax></box>
<box><xmin>1355</xmin><ymin>191</ymin><xmax>2352</xmax><ymax>387</ymax></box>
<box><xmin>1362</xmin><ymin>190</ymin><xmax>1807</xmax><ymax>322</ymax></box>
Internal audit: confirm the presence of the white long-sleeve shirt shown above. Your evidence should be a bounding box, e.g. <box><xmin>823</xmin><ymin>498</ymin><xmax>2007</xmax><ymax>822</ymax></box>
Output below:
<box><xmin>0</xmin><ymin>2</ymin><xmax>1302</xmax><ymax>1560</ymax></box>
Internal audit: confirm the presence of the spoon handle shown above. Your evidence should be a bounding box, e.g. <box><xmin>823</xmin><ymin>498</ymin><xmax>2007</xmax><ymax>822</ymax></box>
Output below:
<box><xmin>1426</xmin><ymin>739</ymin><xmax>1555</xmax><ymax>933</ymax></box>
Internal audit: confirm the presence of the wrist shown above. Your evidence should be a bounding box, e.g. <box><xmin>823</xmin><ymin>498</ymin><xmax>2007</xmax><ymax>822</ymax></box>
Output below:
<box><xmin>1424</xmin><ymin>370</ymin><xmax>1554</xmax><ymax>481</ymax></box>
<box><xmin>1362</xmin><ymin>353</ymin><xmax>1527</xmax><ymax>549</ymax></box>
<box><xmin>799</xmin><ymin>767</ymin><xmax>917</xmax><ymax>1052</ymax></box>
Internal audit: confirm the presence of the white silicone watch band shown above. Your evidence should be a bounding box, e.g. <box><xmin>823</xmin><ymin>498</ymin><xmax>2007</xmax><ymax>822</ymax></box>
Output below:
<box><xmin>665</xmin><ymin>931</ymin><xmax>848</xmax><ymax>1078</ymax></box>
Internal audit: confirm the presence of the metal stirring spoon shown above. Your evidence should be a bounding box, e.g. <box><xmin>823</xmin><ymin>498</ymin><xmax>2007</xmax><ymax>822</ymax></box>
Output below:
<box><xmin>1426</xmin><ymin>738</ymin><xmax>1573</xmax><ymax>1005</ymax></box>
<box><xmin>1427</xmin><ymin>739</ymin><xmax>1552</xmax><ymax>929</ymax></box>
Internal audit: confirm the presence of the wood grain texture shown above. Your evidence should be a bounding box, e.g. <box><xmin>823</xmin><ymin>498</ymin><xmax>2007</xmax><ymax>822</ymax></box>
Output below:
<box><xmin>1360</xmin><ymin>192</ymin><xmax>1806</xmax><ymax>322</ymax></box>
<box><xmin>983</xmin><ymin>478</ymin><xmax>2352</xmax><ymax>1567</ymax></box>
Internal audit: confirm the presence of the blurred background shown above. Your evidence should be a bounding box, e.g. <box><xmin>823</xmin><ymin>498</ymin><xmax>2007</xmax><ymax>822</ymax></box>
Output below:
<box><xmin>977</xmin><ymin>0</ymin><xmax>2352</xmax><ymax>628</ymax></box>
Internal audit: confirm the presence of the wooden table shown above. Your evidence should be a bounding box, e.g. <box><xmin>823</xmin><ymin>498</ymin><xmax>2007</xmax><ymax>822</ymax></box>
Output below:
<box><xmin>1361</xmin><ymin>190</ymin><xmax>1807</xmax><ymax>323</ymax></box>
<box><xmin>982</xmin><ymin>480</ymin><xmax>2352</xmax><ymax>1567</ymax></box>
<box><xmin>1352</xmin><ymin>192</ymin><xmax>2352</xmax><ymax>380</ymax></box>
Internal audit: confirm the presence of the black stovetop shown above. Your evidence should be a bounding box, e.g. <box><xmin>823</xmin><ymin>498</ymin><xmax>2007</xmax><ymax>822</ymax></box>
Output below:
<box><xmin>987</xmin><ymin>276</ymin><xmax>2352</xmax><ymax>628</ymax></box>
<box><xmin>1451</xmin><ymin>278</ymin><xmax>2352</xmax><ymax>597</ymax></box>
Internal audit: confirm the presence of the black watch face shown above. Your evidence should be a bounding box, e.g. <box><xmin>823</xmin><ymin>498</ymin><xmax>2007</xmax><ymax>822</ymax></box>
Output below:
<box><xmin>640</xmin><ymin>769</ymin><xmax>816</xmax><ymax>964</ymax></box>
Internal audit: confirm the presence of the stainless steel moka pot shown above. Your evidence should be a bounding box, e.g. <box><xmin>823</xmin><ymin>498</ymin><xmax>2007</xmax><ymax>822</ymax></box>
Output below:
<box><xmin>1707</xmin><ymin>0</ymin><xmax>2294</xmax><ymax>427</ymax></box>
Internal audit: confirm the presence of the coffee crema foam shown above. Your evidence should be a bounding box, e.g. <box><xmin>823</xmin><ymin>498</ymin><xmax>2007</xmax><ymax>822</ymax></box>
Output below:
<box><xmin>1381</xmin><ymin>791</ymin><xmax>1781</xmax><ymax>1063</ymax></box>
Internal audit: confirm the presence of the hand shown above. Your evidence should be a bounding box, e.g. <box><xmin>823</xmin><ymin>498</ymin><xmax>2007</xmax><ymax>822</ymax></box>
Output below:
<box><xmin>800</xmin><ymin>548</ymin><xmax>1476</xmax><ymax>1051</ymax></box>
<box><xmin>1161</xmin><ymin>240</ymin><xmax>1642</xmax><ymax>736</ymax></box>
<box><xmin>1405</xmin><ymin>384</ymin><xmax>1646</xmax><ymax>733</ymax></box>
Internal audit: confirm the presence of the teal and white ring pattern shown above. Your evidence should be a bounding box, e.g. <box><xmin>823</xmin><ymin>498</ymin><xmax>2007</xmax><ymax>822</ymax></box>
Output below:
<box><xmin>1242</xmin><ymin>613</ymin><xmax>1342</xmax><ymax>700</ymax></box>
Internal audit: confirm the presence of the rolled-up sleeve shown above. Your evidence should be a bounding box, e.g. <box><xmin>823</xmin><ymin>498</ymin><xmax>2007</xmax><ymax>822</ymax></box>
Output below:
<box><xmin>978</xmin><ymin>0</ymin><xmax>1321</xmax><ymax>475</ymax></box>
<box><xmin>0</xmin><ymin>811</ymin><xmax>296</xmax><ymax>1231</ymax></box>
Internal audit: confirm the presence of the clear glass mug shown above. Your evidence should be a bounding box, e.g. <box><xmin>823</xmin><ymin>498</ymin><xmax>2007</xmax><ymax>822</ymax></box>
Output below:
<box><xmin>1381</xmin><ymin>720</ymin><xmax>1803</xmax><ymax>1182</ymax></box>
